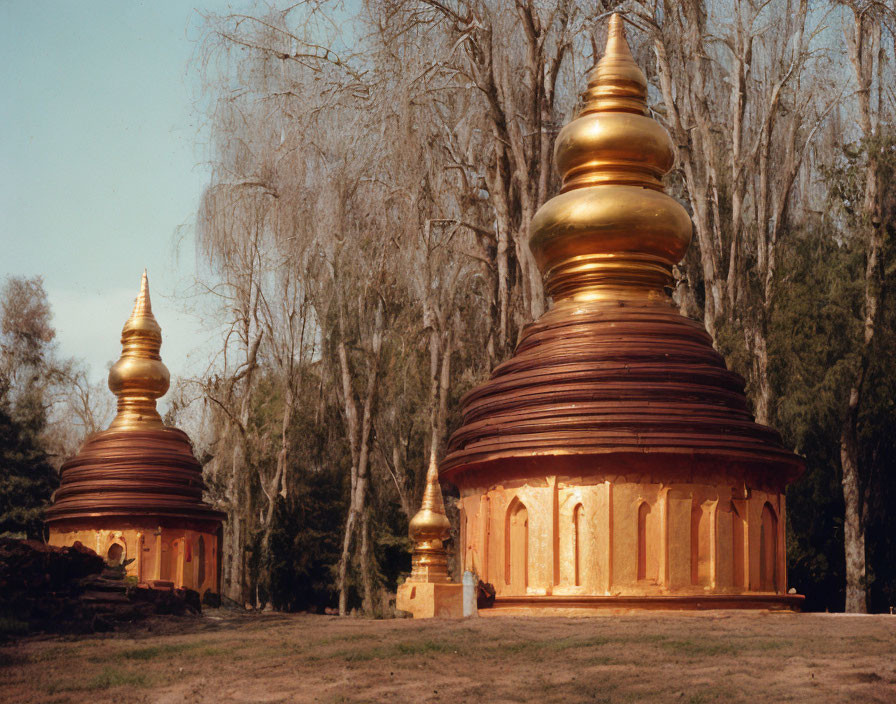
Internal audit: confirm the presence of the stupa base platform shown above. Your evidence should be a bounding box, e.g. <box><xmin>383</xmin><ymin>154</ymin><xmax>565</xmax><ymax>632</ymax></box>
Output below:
<box><xmin>396</xmin><ymin>581</ymin><xmax>463</xmax><ymax>619</ymax></box>
<box><xmin>480</xmin><ymin>593</ymin><xmax>804</xmax><ymax>615</ymax></box>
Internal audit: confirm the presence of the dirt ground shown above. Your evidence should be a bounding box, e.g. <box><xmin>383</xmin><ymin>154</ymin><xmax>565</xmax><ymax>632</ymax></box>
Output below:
<box><xmin>1</xmin><ymin>609</ymin><xmax>894</xmax><ymax>703</ymax></box>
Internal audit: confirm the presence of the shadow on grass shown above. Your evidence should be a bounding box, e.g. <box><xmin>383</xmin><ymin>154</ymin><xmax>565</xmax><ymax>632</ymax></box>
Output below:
<box><xmin>658</xmin><ymin>637</ymin><xmax>793</xmax><ymax>658</ymax></box>
<box><xmin>0</xmin><ymin>616</ymin><xmax>30</xmax><ymax>639</ymax></box>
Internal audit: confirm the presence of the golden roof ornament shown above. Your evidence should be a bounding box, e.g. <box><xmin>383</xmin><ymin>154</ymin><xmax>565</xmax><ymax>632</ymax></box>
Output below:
<box><xmin>406</xmin><ymin>449</ymin><xmax>452</xmax><ymax>583</ymax></box>
<box><xmin>107</xmin><ymin>270</ymin><xmax>171</xmax><ymax>430</ymax></box>
<box><xmin>530</xmin><ymin>12</ymin><xmax>692</xmax><ymax>302</ymax></box>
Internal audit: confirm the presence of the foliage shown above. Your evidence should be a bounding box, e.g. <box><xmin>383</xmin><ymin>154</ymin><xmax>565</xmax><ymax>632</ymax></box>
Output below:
<box><xmin>774</xmin><ymin>132</ymin><xmax>896</xmax><ymax>612</ymax></box>
<box><xmin>0</xmin><ymin>277</ymin><xmax>60</xmax><ymax>538</ymax></box>
<box><xmin>0</xmin><ymin>404</ymin><xmax>57</xmax><ymax>539</ymax></box>
<box><xmin>265</xmin><ymin>479</ymin><xmax>345</xmax><ymax>613</ymax></box>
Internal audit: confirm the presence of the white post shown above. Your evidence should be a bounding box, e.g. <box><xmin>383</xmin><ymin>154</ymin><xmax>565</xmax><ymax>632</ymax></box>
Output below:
<box><xmin>462</xmin><ymin>571</ymin><xmax>479</xmax><ymax>618</ymax></box>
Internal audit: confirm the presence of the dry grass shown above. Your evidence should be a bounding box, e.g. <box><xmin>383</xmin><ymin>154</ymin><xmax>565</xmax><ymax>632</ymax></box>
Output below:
<box><xmin>1</xmin><ymin>610</ymin><xmax>894</xmax><ymax>703</ymax></box>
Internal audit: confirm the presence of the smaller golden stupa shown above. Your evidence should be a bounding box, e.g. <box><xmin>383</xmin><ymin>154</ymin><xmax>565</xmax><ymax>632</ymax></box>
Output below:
<box><xmin>46</xmin><ymin>272</ymin><xmax>224</xmax><ymax>594</ymax></box>
<box><xmin>396</xmin><ymin>451</ymin><xmax>463</xmax><ymax>618</ymax></box>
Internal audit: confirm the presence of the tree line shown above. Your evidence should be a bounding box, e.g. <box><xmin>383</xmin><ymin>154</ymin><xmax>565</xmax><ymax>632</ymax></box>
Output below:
<box><xmin>2</xmin><ymin>0</ymin><xmax>893</xmax><ymax>614</ymax></box>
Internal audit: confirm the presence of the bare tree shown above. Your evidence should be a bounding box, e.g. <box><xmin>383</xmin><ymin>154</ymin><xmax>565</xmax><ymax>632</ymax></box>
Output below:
<box><xmin>838</xmin><ymin>0</ymin><xmax>894</xmax><ymax>614</ymax></box>
<box><xmin>373</xmin><ymin>0</ymin><xmax>600</xmax><ymax>353</ymax></box>
<box><xmin>44</xmin><ymin>364</ymin><xmax>115</xmax><ymax>465</ymax></box>
<box><xmin>633</xmin><ymin>0</ymin><xmax>840</xmax><ymax>422</ymax></box>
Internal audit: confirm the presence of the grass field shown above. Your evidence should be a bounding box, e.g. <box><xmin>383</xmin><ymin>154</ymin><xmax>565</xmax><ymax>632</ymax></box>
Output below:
<box><xmin>1</xmin><ymin>610</ymin><xmax>894</xmax><ymax>703</ymax></box>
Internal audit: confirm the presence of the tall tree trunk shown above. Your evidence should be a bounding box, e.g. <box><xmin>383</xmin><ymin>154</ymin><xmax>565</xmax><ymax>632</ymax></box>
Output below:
<box><xmin>489</xmin><ymin>169</ymin><xmax>512</xmax><ymax>355</ymax></box>
<box><xmin>255</xmin><ymin>392</ymin><xmax>292</xmax><ymax>608</ymax></box>
<box><xmin>225</xmin><ymin>439</ymin><xmax>249</xmax><ymax>604</ymax></box>
<box><xmin>840</xmin><ymin>7</ymin><xmax>884</xmax><ymax>614</ymax></box>
<box><xmin>750</xmin><ymin>321</ymin><xmax>772</xmax><ymax>425</ymax></box>
<box><xmin>841</xmin><ymin>393</ymin><xmax>867</xmax><ymax>614</ymax></box>
<box><xmin>336</xmin><ymin>302</ymin><xmax>383</xmax><ymax>615</ymax></box>
<box><xmin>651</xmin><ymin>31</ymin><xmax>722</xmax><ymax>339</ymax></box>
<box><xmin>360</xmin><ymin>508</ymin><xmax>375</xmax><ymax>615</ymax></box>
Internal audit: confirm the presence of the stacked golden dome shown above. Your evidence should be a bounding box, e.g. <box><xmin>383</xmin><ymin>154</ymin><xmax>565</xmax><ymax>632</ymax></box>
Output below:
<box><xmin>530</xmin><ymin>14</ymin><xmax>691</xmax><ymax>301</ymax></box>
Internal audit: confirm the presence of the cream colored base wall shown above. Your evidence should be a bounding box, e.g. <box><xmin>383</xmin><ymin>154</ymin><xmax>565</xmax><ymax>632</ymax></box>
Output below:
<box><xmin>48</xmin><ymin>524</ymin><xmax>219</xmax><ymax>594</ymax></box>
<box><xmin>458</xmin><ymin>479</ymin><xmax>787</xmax><ymax>598</ymax></box>
<box><xmin>396</xmin><ymin>581</ymin><xmax>463</xmax><ymax>619</ymax></box>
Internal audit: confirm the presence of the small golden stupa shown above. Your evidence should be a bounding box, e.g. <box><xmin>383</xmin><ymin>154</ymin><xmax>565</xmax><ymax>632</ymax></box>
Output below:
<box><xmin>440</xmin><ymin>15</ymin><xmax>803</xmax><ymax>611</ymax></box>
<box><xmin>396</xmin><ymin>451</ymin><xmax>463</xmax><ymax>618</ymax></box>
<box><xmin>46</xmin><ymin>272</ymin><xmax>224</xmax><ymax>594</ymax></box>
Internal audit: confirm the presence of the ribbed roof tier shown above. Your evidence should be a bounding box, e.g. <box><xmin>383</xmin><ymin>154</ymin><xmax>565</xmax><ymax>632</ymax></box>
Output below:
<box><xmin>46</xmin><ymin>428</ymin><xmax>223</xmax><ymax>522</ymax></box>
<box><xmin>441</xmin><ymin>299</ymin><xmax>802</xmax><ymax>485</ymax></box>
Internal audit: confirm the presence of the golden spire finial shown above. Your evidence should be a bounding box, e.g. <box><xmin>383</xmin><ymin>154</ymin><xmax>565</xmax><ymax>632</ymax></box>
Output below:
<box><xmin>107</xmin><ymin>270</ymin><xmax>170</xmax><ymax>430</ymax></box>
<box><xmin>581</xmin><ymin>13</ymin><xmax>648</xmax><ymax>116</ymax></box>
<box><xmin>133</xmin><ymin>268</ymin><xmax>152</xmax><ymax>317</ymax></box>
<box><xmin>605</xmin><ymin>13</ymin><xmax>630</xmax><ymax>56</ymax></box>
<box><xmin>406</xmin><ymin>448</ymin><xmax>452</xmax><ymax>583</ymax></box>
<box><xmin>529</xmin><ymin>12</ymin><xmax>692</xmax><ymax>301</ymax></box>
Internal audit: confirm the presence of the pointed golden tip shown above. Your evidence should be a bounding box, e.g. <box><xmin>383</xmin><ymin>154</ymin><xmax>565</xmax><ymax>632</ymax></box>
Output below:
<box><xmin>132</xmin><ymin>269</ymin><xmax>153</xmax><ymax>318</ymax></box>
<box><xmin>579</xmin><ymin>11</ymin><xmax>648</xmax><ymax>116</ymax></box>
<box><xmin>419</xmin><ymin>449</ymin><xmax>446</xmax><ymax>516</ymax></box>
<box><xmin>605</xmin><ymin>13</ymin><xmax>633</xmax><ymax>59</ymax></box>
<box><xmin>409</xmin><ymin>448</ymin><xmax>450</xmax><ymax>539</ymax></box>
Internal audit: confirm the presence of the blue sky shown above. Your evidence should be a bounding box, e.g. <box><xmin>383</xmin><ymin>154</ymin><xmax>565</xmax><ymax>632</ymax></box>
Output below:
<box><xmin>0</xmin><ymin>1</ymin><xmax>241</xmax><ymax>385</ymax></box>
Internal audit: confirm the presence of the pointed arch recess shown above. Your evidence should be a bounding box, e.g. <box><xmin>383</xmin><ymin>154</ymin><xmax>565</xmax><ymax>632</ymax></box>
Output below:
<box><xmin>731</xmin><ymin>502</ymin><xmax>746</xmax><ymax>589</ymax></box>
<box><xmin>573</xmin><ymin>503</ymin><xmax>585</xmax><ymax>587</ymax></box>
<box><xmin>505</xmin><ymin>498</ymin><xmax>529</xmax><ymax>593</ymax></box>
<box><xmin>760</xmin><ymin>502</ymin><xmax>778</xmax><ymax>592</ymax></box>
<box><xmin>637</xmin><ymin>501</ymin><xmax>651</xmax><ymax>582</ymax></box>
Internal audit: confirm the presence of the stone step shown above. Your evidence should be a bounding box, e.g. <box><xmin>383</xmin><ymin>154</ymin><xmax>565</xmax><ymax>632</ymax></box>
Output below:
<box><xmin>81</xmin><ymin>579</ymin><xmax>129</xmax><ymax>593</ymax></box>
<box><xmin>80</xmin><ymin>591</ymin><xmax>131</xmax><ymax>603</ymax></box>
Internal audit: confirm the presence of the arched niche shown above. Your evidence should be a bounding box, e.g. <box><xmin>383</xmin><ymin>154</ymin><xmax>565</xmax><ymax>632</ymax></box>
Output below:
<box><xmin>163</xmin><ymin>538</ymin><xmax>181</xmax><ymax>584</ymax></box>
<box><xmin>504</xmin><ymin>497</ymin><xmax>529</xmax><ymax>593</ymax></box>
<box><xmin>198</xmin><ymin>535</ymin><xmax>206</xmax><ymax>589</ymax></box>
<box><xmin>637</xmin><ymin>501</ymin><xmax>651</xmax><ymax>582</ymax></box>
<box><xmin>106</xmin><ymin>542</ymin><xmax>124</xmax><ymax>567</ymax></box>
<box><xmin>572</xmin><ymin>503</ymin><xmax>585</xmax><ymax>587</ymax></box>
<box><xmin>690</xmin><ymin>500</ymin><xmax>711</xmax><ymax>586</ymax></box>
<box><xmin>731</xmin><ymin>501</ymin><xmax>746</xmax><ymax>589</ymax></box>
<box><xmin>760</xmin><ymin>502</ymin><xmax>778</xmax><ymax>592</ymax></box>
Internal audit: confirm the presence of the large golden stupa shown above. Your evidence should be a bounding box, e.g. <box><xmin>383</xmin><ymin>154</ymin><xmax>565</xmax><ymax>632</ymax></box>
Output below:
<box><xmin>440</xmin><ymin>15</ymin><xmax>803</xmax><ymax>611</ymax></box>
<box><xmin>46</xmin><ymin>272</ymin><xmax>224</xmax><ymax>594</ymax></box>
